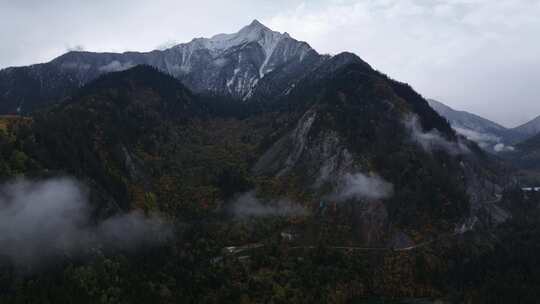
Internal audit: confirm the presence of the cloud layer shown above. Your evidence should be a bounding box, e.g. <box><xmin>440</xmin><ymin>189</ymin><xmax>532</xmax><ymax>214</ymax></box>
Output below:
<box><xmin>453</xmin><ymin>126</ymin><xmax>514</xmax><ymax>152</ymax></box>
<box><xmin>0</xmin><ymin>178</ymin><xmax>171</xmax><ymax>268</ymax></box>
<box><xmin>98</xmin><ymin>60</ymin><xmax>135</xmax><ymax>72</ymax></box>
<box><xmin>329</xmin><ymin>173</ymin><xmax>394</xmax><ymax>202</ymax></box>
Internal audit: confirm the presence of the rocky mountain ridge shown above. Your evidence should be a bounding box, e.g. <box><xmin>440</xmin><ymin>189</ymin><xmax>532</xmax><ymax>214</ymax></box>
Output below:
<box><xmin>0</xmin><ymin>20</ymin><xmax>326</xmax><ymax>114</ymax></box>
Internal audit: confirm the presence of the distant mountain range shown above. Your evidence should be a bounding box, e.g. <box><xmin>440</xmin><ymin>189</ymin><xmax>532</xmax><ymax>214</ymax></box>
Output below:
<box><xmin>427</xmin><ymin>99</ymin><xmax>536</xmax><ymax>152</ymax></box>
<box><xmin>513</xmin><ymin>115</ymin><xmax>540</xmax><ymax>137</ymax></box>
<box><xmin>0</xmin><ymin>20</ymin><xmax>335</xmax><ymax>114</ymax></box>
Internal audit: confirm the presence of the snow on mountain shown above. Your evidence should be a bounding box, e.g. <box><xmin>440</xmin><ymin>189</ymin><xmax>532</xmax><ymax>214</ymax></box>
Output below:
<box><xmin>0</xmin><ymin>20</ymin><xmax>323</xmax><ymax>113</ymax></box>
<box><xmin>169</xmin><ymin>20</ymin><xmax>285</xmax><ymax>77</ymax></box>
<box><xmin>191</xmin><ymin>20</ymin><xmax>283</xmax><ymax>68</ymax></box>
<box><xmin>136</xmin><ymin>20</ymin><xmax>319</xmax><ymax>99</ymax></box>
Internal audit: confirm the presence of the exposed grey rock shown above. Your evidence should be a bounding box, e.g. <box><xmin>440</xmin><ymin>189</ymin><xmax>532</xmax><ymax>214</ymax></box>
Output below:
<box><xmin>252</xmin><ymin>109</ymin><xmax>318</xmax><ymax>176</ymax></box>
<box><xmin>312</xmin><ymin>135</ymin><xmax>354</xmax><ymax>187</ymax></box>
<box><xmin>252</xmin><ymin>107</ymin><xmax>357</xmax><ymax>185</ymax></box>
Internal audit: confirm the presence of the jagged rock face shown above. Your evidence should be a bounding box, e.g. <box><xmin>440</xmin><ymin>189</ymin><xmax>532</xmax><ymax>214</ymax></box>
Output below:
<box><xmin>252</xmin><ymin>108</ymin><xmax>355</xmax><ymax>185</ymax></box>
<box><xmin>311</xmin><ymin>132</ymin><xmax>354</xmax><ymax>187</ymax></box>
<box><xmin>253</xmin><ymin>107</ymin><xmax>391</xmax><ymax>246</ymax></box>
<box><xmin>252</xmin><ymin>109</ymin><xmax>320</xmax><ymax>177</ymax></box>
<box><xmin>451</xmin><ymin>147</ymin><xmax>515</xmax><ymax>228</ymax></box>
<box><xmin>0</xmin><ymin>20</ymin><xmax>322</xmax><ymax>113</ymax></box>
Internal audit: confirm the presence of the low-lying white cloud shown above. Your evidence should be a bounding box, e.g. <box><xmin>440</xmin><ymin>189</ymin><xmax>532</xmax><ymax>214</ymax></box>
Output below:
<box><xmin>0</xmin><ymin>178</ymin><xmax>171</xmax><ymax>268</ymax></box>
<box><xmin>66</xmin><ymin>45</ymin><xmax>85</xmax><ymax>52</ymax></box>
<box><xmin>453</xmin><ymin>127</ymin><xmax>515</xmax><ymax>153</ymax></box>
<box><xmin>328</xmin><ymin>173</ymin><xmax>394</xmax><ymax>202</ymax></box>
<box><xmin>405</xmin><ymin>114</ymin><xmax>469</xmax><ymax>155</ymax></box>
<box><xmin>99</xmin><ymin>60</ymin><xmax>135</xmax><ymax>72</ymax></box>
<box><xmin>494</xmin><ymin>143</ymin><xmax>515</xmax><ymax>152</ymax></box>
<box><xmin>229</xmin><ymin>191</ymin><xmax>306</xmax><ymax>218</ymax></box>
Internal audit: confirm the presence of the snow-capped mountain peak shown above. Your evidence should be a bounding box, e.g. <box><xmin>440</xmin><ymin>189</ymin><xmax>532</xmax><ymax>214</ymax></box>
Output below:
<box><xmin>160</xmin><ymin>20</ymin><xmax>319</xmax><ymax>97</ymax></box>
<box><xmin>180</xmin><ymin>20</ymin><xmax>283</xmax><ymax>56</ymax></box>
<box><xmin>0</xmin><ymin>20</ymin><xmax>324</xmax><ymax>112</ymax></box>
<box><xmin>169</xmin><ymin>20</ymin><xmax>296</xmax><ymax>82</ymax></box>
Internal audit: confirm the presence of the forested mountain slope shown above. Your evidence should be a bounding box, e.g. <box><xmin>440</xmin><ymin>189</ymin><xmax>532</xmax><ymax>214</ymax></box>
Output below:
<box><xmin>0</xmin><ymin>23</ymin><xmax>531</xmax><ymax>303</ymax></box>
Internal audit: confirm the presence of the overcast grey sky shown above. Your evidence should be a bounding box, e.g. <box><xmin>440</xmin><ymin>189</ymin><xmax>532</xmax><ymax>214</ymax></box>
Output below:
<box><xmin>1</xmin><ymin>0</ymin><xmax>539</xmax><ymax>127</ymax></box>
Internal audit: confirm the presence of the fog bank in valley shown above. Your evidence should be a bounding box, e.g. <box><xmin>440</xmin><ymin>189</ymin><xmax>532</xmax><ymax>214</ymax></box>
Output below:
<box><xmin>0</xmin><ymin>178</ymin><xmax>171</xmax><ymax>269</ymax></box>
